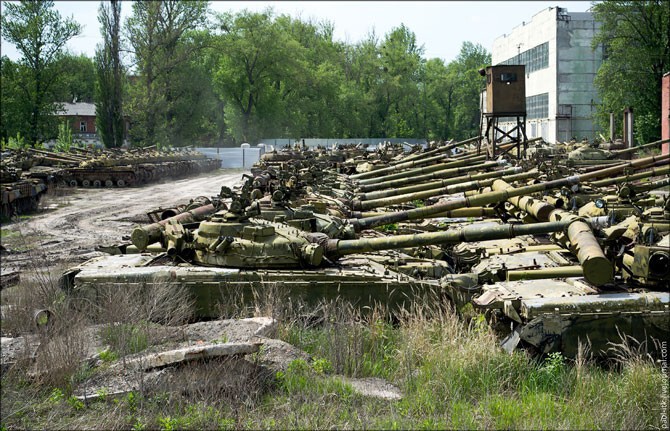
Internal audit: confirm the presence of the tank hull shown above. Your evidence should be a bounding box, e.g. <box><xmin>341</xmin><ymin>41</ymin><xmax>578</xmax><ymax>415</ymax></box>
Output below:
<box><xmin>61</xmin><ymin>253</ymin><xmax>445</xmax><ymax>319</ymax></box>
<box><xmin>470</xmin><ymin>278</ymin><xmax>669</xmax><ymax>358</ymax></box>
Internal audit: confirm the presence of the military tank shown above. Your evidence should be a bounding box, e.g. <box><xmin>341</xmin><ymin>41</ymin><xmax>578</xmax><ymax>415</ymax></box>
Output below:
<box><xmin>434</xmin><ymin>169</ymin><xmax>670</xmax><ymax>358</ymax></box>
<box><xmin>61</xmin><ymin>190</ymin><xmax>580</xmax><ymax>320</ymax></box>
<box><xmin>0</xmin><ymin>151</ymin><xmax>49</xmax><ymax>219</ymax></box>
<box><xmin>1</xmin><ymin>163</ymin><xmax>48</xmax><ymax>220</ymax></box>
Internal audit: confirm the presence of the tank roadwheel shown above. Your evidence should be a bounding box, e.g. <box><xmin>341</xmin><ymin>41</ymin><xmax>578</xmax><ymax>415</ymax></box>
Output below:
<box><xmin>93</xmin><ymin>180</ymin><xmax>102</xmax><ymax>187</ymax></box>
<box><xmin>69</xmin><ymin>180</ymin><xmax>78</xmax><ymax>187</ymax></box>
<box><xmin>105</xmin><ymin>180</ymin><xmax>114</xmax><ymax>187</ymax></box>
<box><xmin>82</xmin><ymin>179</ymin><xmax>91</xmax><ymax>187</ymax></box>
<box><xmin>116</xmin><ymin>179</ymin><xmax>126</xmax><ymax>187</ymax></box>
<box><xmin>57</xmin><ymin>180</ymin><xmax>68</xmax><ymax>188</ymax></box>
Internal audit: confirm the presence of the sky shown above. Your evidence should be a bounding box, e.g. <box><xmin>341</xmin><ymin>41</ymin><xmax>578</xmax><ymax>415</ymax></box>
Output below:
<box><xmin>1</xmin><ymin>1</ymin><xmax>596</xmax><ymax>63</ymax></box>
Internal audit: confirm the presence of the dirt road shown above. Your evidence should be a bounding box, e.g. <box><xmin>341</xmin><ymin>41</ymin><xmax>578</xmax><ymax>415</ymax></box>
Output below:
<box><xmin>1</xmin><ymin>169</ymin><xmax>246</xmax><ymax>274</ymax></box>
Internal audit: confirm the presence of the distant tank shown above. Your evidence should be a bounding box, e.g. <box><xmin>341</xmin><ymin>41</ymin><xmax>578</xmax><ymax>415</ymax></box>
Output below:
<box><xmin>0</xmin><ymin>153</ymin><xmax>49</xmax><ymax>219</ymax></box>
<box><xmin>26</xmin><ymin>147</ymin><xmax>220</xmax><ymax>187</ymax></box>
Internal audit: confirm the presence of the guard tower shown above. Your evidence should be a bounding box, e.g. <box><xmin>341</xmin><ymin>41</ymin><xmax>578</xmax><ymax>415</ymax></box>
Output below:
<box><xmin>478</xmin><ymin>65</ymin><xmax>528</xmax><ymax>159</ymax></box>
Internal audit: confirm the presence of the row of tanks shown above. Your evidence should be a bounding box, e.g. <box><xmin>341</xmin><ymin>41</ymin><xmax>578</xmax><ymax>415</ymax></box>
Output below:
<box><xmin>60</xmin><ymin>137</ymin><xmax>670</xmax><ymax>358</ymax></box>
<box><xmin>0</xmin><ymin>146</ymin><xmax>221</xmax><ymax>219</ymax></box>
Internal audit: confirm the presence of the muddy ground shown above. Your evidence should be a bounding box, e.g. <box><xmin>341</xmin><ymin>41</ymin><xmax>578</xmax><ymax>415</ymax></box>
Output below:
<box><xmin>1</xmin><ymin>168</ymin><xmax>246</xmax><ymax>276</ymax></box>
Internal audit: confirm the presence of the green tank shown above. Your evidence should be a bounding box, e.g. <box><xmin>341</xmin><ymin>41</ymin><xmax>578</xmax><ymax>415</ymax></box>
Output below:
<box><xmin>62</xmin><ymin>195</ymin><xmax>578</xmax><ymax>319</ymax></box>
<box><xmin>0</xmin><ymin>151</ymin><xmax>49</xmax><ymax>219</ymax></box>
<box><xmin>440</xmin><ymin>222</ymin><xmax>669</xmax><ymax>359</ymax></box>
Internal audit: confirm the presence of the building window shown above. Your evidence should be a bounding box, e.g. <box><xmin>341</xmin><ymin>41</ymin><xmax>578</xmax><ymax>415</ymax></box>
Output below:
<box><xmin>527</xmin><ymin>93</ymin><xmax>549</xmax><ymax>119</ymax></box>
<box><xmin>498</xmin><ymin>42</ymin><xmax>549</xmax><ymax>73</ymax></box>
<box><xmin>80</xmin><ymin>121</ymin><xmax>87</xmax><ymax>132</ymax></box>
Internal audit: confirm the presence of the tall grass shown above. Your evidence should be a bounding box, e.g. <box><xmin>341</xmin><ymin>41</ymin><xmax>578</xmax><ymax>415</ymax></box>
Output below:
<box><xmin>1</xmin><ymin>274</ymin><xmax>665</xmax><ymax>430</ymax></box>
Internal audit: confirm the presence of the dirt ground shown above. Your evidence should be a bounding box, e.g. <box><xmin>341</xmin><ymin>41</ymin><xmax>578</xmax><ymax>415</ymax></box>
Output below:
<box><xmin>0</xmin><ymin>168</ymin><xmax>246</xmax><ymax>275</ymax></box>
<box><xmin>0</xmin><ymin>168</ymin><xmax>404</xmax><ymax>402</ymax></box>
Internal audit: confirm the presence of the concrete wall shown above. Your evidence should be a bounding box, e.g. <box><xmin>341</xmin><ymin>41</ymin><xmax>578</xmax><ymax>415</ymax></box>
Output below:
<box><xmin>491</xmin><ymin>7</ymin><xmax>602</xmax><ymax>144</ymax></box>
<box><xmin>195</xmin><ymin>146</ymin><xmax>263</xmax><ymax>169</ymax></box>
<box><xmin>556</xmin><ymin>12</ymin><xmax>602</xmax><ymax>142</ymax></box>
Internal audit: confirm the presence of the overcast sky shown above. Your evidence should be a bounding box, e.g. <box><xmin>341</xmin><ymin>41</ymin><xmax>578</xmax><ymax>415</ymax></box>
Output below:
<box><xmin>1</xmin><ymin>1</ymin><xmax>595</xmax><ymax>63</ymax></box>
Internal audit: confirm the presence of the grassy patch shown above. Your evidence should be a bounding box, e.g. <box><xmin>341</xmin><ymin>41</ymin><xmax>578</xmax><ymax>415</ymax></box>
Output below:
<box><xmin>1</xmin><ymin>281</ymin><xmax>665</xmax><ymax>430</ymax></box>
<box><xmin>101</xmin><ymin>323</ymin><xmax>149</xmax><ymax>356</ymax></box>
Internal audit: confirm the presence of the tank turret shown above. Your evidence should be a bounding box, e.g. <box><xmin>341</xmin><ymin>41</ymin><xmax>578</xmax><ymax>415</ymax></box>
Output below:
<box><xmin>165</xmin><ymin>215</ymin><xmax>576</xmax><ymax>269</ymax></box>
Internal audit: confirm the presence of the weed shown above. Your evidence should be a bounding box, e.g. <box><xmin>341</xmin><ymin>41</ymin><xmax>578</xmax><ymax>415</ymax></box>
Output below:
<box><xmin>95</xmin><ymin>387</ymin><xmax>109</xmax><ymax>402</ymax></box>
<box><xmin>48</xmin><ymin>388</ymin><xmax>65</xmax><ymax>404</ymax></box>
<box><xmin>67</xmin><ymin>395</ymin><xmax>85</xmax><ymax>411</ymax></box>
<box><xmin>101</xmin><ymin>323</ymin><xmax>149</xmax><ymax>356</ymax></box>
<box><xmin>157</xmin><ymin>415</ymin><xmax>178</xmax><ymax>431</ymax></box>
<box><xmin>376</xmin><ymin>223</ymin><xmax>398</xmax><ymax>232</ymax></box>
<box><xmin>312</xmin><ymin>357</ymin><xmax>333</xmax><ymax>374</ymax></box>
<box><xmin>98</xmin><ymin>348</ymin><xmax>119</xmax><ymax>363</ymax></box>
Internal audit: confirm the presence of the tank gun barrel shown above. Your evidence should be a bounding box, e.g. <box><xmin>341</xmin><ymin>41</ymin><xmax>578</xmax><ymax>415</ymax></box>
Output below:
<box><xmin>619</xmin><ymin>176</ymin><xmax>670</xmax><ymax>196</ymax></box>
<box><xmin>131</xmin><ymin>203</ymin><xmax>218</xmax><ymax>250</ymax></box>
<box><xmin>351</xmin><ymin>148</ymin><xmax>466</xmax><ymax>180</ymax></box>
<box><xmin>392</xmin><ymin>136</ymin><xmax>480</xmax><ymax>165</ymax></box>
<box><xmin>450</xmin><ymin>137</ymin><xmax>543</xmax><ymax>160</ymax></box>
<box><xmin>356</xmin><ymin>157</ymin><xmax>495</xmax><ymax>190</ymax></box>
<box><xmin>491</xmin><ymin>180</ymin><xmax>612</xmax><ymax>285</ymax></box>
<box><xmin>609</xmin><ymin>138</ymin><xmax>670</xmax><ymax>157</ymax></box>
<box><xmin>352</xmin><ymin>153</ymin><xmax>670</xmax><ymax>231</ymax></box>
<box><xmin>358</xmin><ymin>166</ymin><xmax>524</xmax><ymax>200</ymax></box>
<box><xmin>589</xmin><ymin>163</ymin><xmax>669</xmax><ymax>187</ymax></box>
<box><xmin>322</xmin><ymin>219</ymin><xmax>574</xmax><ymax>260</ymax></box>
<box><xmin>356</xmin><ymin>207</ymin><xmax>498</xmax><ymax>219</ymax></box>
<box><xmin>352</xmin><ymin>169</ymin><xmax>537</xmax><ymax>211</ymax></box>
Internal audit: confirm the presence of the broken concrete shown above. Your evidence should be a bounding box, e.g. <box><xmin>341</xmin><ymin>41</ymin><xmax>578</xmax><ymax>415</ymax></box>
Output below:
<box><xmin>121</xmin><ymin>341</ymin><xmax>262</xmax><ymax>371</ymax></box>
<box><xmin>339</xmin><ymin>376</ymin><xmax>403</xmax><ymax>400</ymax></box>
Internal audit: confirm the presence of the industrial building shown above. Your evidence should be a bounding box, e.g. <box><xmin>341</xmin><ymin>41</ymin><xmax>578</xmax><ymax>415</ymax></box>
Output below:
<box><xmin>489</xmin><ymin>6</ymin><xmax>603</xmax><ymax>144</ymax></box>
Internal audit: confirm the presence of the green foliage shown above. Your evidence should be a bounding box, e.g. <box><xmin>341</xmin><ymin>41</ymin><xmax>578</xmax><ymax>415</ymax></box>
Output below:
<box><xmin>67</xmin><ymin>395</ymin><xmax>85</xmax><ymax>411</ymax></box>
<box><xmin>95</xmin><ymin>0</ymin><xmax>124</xmax><ymax>148</ymax></box>
<box><xmin>1</xmin><ymin>132</ymin><xmax>29</xmax><ymax>150</ymax></box>
<box><xmin>312</xmin><ymin>357</ymin><xmax>334</xmax><ymax>374</ymax></box>
<box><xmin>157</xmin><ymin>415</ymin><xmax>178</xmax><ymax>431</ymax></box>
<box><xmin>54</xmin><ymin>120</ymin><xmax>73</xmax><ymax>152</ymax></box>
<box><xmin>54</xmin><ymin>54</ymin><xmax>96</xmax><ymax>103</ymax></box>
<box><xmin>0</xmin><ymin>0</ymin><xmax>82</xmax><ymax>145</ymax></box>
<box><xmin>125</xmin><ymin>0</ymin><xmax>209</xmax><ymax>147</ymax></box>
<box><xmin>100</xmin><ymin>323</ymin><xmax>149</xmax><ymax>356</ymax></box>
<box><xmin>48</xmin><ymin>387</ymin><xmax>65</xmax><ymax>404</ymax></box>
<box><xmin>376</xmin><ymin>223</ymin><xmax>398</xmax><ymax>232</ymax></box>
<box><xmin>592</xmin><ymin>0</ymin><xmax>670</xmax><ymax>144</ymax></box>
<box><xmin>97</xmin><ymin>348</ymin><xmax>118</xmax><ymax>363</ymax></box>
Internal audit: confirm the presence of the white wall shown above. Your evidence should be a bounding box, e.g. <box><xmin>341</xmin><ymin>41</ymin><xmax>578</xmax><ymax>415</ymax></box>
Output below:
<box><xmin>490</xmin><ymin>7</ymin><xmax>602</xmax><ymax>144</ymax></box>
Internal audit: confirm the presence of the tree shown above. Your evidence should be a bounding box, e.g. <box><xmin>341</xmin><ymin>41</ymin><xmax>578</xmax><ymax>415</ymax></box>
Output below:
<box><xmin>54</xmin><ymin>53</ymin><xmax>96</xmax><ymax>103</ymax></box>
<box><xmin>378</xmin><ymin>24</ymin><xmax>424</xmax><ymax>137</ymax></box>
<box><xmin>96</xmin><ymin>0</ymin><xmax>125</xmax><ymax>148</ymax></box>
<box><xmin>0</xmin><ymin>56</ymin><xmax>30</xmax><ymax>142</ymax></box>
<box><xmin>592</xmin><ymin>0</ymin><xmax>670</xmax><ymax>144</ymax></box>
<box><xmin>423</xmin><ymin>58</ymin><xmax>456</xmax><ymax>140</ymax></box>
<box><xmin>450</xmin><ymin>42</ymin><xmax>490</xmax><ymax>140</ymax></box>
<box><xmin>1</xmin><ymin>0</ymin><xmax>82</xmax><ymax>145</ymax></box>
<box><xmin>213</xmin><ymin>9</ymin><xmax>301</xmax><ymax>143</ymax></box>
<box><xmin>125</xmin><ymin>0</ymin><xmax>209</xmax><ymax>146</ymax></box>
